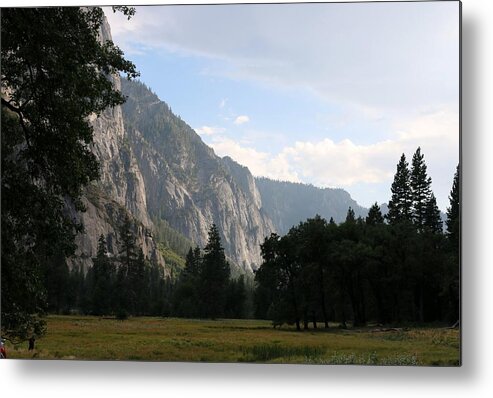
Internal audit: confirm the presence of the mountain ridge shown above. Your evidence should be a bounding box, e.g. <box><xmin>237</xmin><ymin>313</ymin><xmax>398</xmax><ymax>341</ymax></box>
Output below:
<box><xmin>72</xmin><ymin>16</ymin><xmax>370</xmax><ymax>274</ymax></box>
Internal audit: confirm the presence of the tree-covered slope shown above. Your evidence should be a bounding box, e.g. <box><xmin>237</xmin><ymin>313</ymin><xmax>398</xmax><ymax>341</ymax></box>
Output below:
<box><xmin>255</xmin><ymin>177</ymin><xmax>367</xmax><ymax>234</ymax></box>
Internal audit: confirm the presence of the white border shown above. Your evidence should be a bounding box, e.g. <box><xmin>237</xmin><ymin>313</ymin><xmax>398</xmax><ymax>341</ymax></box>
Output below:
<box><xmin>2</xmin><ymin>0</ymin><xmax>492</xmax><ymax>397</ymax></box>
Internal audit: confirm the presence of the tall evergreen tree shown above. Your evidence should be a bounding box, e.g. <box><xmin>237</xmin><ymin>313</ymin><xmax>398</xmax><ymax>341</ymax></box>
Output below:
<box><xmin>91</xmin><ymin>235</ymin><xmax>115</xmax><ymax>315</ymax></box>
<box><xmin>148</xmin><ymin>259</ymin><xmax>168</xmax><ymax>316</ymax></box>
<box><xmin>172</xmin><ymin>246</ymin><xmax>201</xmax><ymax>318</ymax></box>
<box><xmin>424</xmin><ymin>192</ymin><xmax>443</xmax><ymax>234</ymax></box>
<box><xmin>444</xmin><ymin>164</ymin><xmax>460</xmax><ymax>323</ymax></box>
<box><xmin>446</xmin><ymin>164</ymin><xmax>460</xmax><ymax>248</ymax></box>
<box><xmin>183</xmin><ymin>246</ymin><xmax>201</xmax><ymax>279</ymax></box>
<box><xmin>386</xmin><ymin>154</ymin><xmax>413</xmax><ymax>224</ymax></box>
<box><xmin>410</xmin><ymin>147</ymin><xmax>432</xmax><ymax>229</ymax></box>
<box><xmin>366</xmin><ymin>202</ymin><xmax>384</xmax><ymax>226</ymax></box>
<box><xmin>199</xmin><ymin>224</ymin><xmax>231</xmax><ymax>318</ymax></box>
<box><xmin>115</xmin><ymin>215</ymin><xmax>139</xmax><ymax>317</ymax></box>
<box><xmin>127</xmin><ymin>249</ymin><xmax>148</xmax><ymax>315</ymax></box>
<box><xmin>119</xmin><ymin>214</ymin><xmax>138</xmax><ymax>271</ymax></box>
<box><xmin>345</xmin><ymin>207</ymin><xmax>356</xmax><ymax>223</ymax></box>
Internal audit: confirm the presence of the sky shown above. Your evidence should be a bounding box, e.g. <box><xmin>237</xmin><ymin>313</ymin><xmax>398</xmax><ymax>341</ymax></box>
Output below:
<box><xmin>104</xmin><ymin>1</ymin><xmax>460</xmax><ymax>211</ymax></box>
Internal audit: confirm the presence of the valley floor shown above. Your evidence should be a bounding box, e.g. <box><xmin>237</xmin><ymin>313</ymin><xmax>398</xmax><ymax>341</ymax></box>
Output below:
<box><xmin>6</xmin><ymin>316</ymin><xmax>460</xmax><ymax>366</ymax></box>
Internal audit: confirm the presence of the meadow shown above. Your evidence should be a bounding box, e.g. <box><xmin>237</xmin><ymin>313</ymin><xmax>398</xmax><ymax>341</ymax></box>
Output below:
<box><xmin>6</xmin><ymin>316</ymin><xmax>460</xmax><ymax>366</ymax></box>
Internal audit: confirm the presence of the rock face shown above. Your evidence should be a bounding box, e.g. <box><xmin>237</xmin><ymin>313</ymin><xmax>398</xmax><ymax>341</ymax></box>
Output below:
<box><xmin>68</xmin><ymin>16</ymin><xmax>163</xmax><ymax>272</ymax></box>
<box><xmin>71</xmin><ymin>15</ymin><xmax>369</xmax><ymax>274</ymax></box>
<box><xmin>121</xmin><ymin>80</ymin><xmax>274</xmax><ymax>272</ymax></box>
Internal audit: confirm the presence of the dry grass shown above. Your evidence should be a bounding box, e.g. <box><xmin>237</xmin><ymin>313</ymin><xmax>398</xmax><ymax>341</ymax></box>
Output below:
<box><xmin>6</xmin><ymin>316</ymin><xmax>460</xmax><ymax>366</ymax></box>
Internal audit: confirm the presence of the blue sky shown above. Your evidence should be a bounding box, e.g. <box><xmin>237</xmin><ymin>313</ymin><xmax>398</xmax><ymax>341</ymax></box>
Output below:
<box><xmin>104</xmin><ymin>2</ymin><xmax>459</xmax><ymax>210</ymax></box>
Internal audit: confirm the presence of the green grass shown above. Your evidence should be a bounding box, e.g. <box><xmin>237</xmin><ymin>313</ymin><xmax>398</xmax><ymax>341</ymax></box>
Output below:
<box><xmin>6</xmin><ymin>316</ymin><xmax>460</xmax><ymax>366</ymax></box>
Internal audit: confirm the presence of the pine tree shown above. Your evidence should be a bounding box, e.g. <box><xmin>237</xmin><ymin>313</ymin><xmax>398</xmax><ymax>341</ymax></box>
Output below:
<box><xmin>410</xmin><ymin>147</ymin><xmax>432</xmax><ymax>229</ymax></box>
<box><xmin>185</xmin><ymin>248</ymin><xmax>195</xmax><ymax>273</ymax></box>
<box><xmin>127</xmin><ymin>249</ymin><xmax>148</xmax><ymax>315</ymax></box>
<box><xmin>444</xmin><ymin>164</ymin><xmax>460</xmax><ymax>323</ymax></box>
<box><xmin>172</xmin><ymin>246</ymin><xmax>202</xmax><ymax>318</ymax></box>
<box><xmin>183</xmin><ymin>246</ymin><xmax>201</xmax><ymax>278</ymax></box>
<box><xmin>424</xmin><ymin>192</ymin><xmax>443</xmax><ymax>234</ymax></box>
<box><xmin>386</xmin><ymin>153</ymin><xmax>413</xmax><ymax>224</ymax></box>
<box><xmin>446</xmin><ymin>164</ymin><xmax>460</xmax><ymax>247</ymax></box>
<box><xmin>345</xmin><ymin>207</ymin><xmax>356</xmax><ymax>223</ymax></box>
<box><xmin>119</xmin><ymin>214</ymin><xmax>138</xmax><ymax>271</ymax></box>
<box><xmin>116</xmin><ymin>215</ymin><xmax>138</xmax><ymax>317</ymax></box>
<box><xmin>91</xmin><ymin>235</ymin><xmax>115</xmax><ymax>315</ymax></box>
<box><xmin>366</xmin><ymin>202</ymin><xmax>384</xmax><ymax>225</ymax></box>
<box><xmin>199</xmin><ymin>224</ymin><xmax>231</xmax><ymax>318</ymax></box>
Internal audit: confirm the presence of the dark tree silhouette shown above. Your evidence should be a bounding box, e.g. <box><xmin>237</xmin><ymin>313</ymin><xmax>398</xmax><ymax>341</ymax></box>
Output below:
<box><xmin>410</xmin><ymin>147</ymin><xmax>433</xmax><ymax>230</ymax></box>
<box><xmin>366</xmin><ymin>202</ymin><xmax>384</xmax><ymax>225</ymax></box>
<box><xmin>387</xmin><ymin>154</ymin><xmax>412</xmax><ymax>224</ymax></box>
<box><xmin>90</xmin><ymin>235</ymin><xmax>115</xmax><ymax>316</ymax></box>
<box><xmin>255</xmin><ymin>150</ymin><xmax>459</xmax><ymax>329</ymax></box>
<box><xmin>446</xmin><ymin>164</ymin><xmax>460</xmax><ymax>248</ymax></box>
<box><xmin>198</xmin><ymin>224</ymin><xmax>230</xmax><ymax>319</ymax></box>
<box><xmin>1</xmin><ymin>7</ymin><xmax>138</xmax><ymax>341</ymax></box>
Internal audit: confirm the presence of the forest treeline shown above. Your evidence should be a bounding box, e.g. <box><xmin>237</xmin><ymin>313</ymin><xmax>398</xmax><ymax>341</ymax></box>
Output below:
<box><xmin>44</xmin><ymin>216</ymin><xmax>172</xmax><ymax>319</ymax></box>
<box><xmin>255</xmin><ymin>149</ymin><xmax>459</xmax><ymax>330</ymax></box>
<box><xmin>47</xmin><ymin>148</ymin><xmax>459</xmax><ymax>332</ymax></box>
<box><xmin>45</xmin><ymin>220</ymin><xmax>249</xmax><ymax>321</ymax></box>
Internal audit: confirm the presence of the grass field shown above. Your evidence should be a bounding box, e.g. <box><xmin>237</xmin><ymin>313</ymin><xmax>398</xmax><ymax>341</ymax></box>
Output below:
<box><xmin>6</xmin><ymin>316</ymin><xmax>460</xmax><ymax>366</ymax></box>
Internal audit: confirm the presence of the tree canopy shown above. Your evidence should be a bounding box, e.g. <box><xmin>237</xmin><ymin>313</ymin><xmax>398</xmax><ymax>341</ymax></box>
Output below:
<box><xmin>254</xmin><ymin>149</ymin><xmax>459</xmax><ymax>329</ymax></box>
<box><xmin>1</xmin><ymin>7</ymin><xmax>138</xmax><ymax>341</ymax></box>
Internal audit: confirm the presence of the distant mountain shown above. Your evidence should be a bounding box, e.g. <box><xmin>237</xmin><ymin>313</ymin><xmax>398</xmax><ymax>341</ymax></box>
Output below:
<box><xmin>255</xmin><ymin>177</ymin><xmax>367</xmax><ymax>235</ymax></box>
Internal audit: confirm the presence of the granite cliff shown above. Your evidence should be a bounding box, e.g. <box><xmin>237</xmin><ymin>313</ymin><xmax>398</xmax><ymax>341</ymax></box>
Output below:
<box><xmin>121</xmin><ymin>79</ymin><xmax>274</xmax><ymax>272</ymax></box>
<box><xmin>68</xmin><ymin>16</ymin><xmax>164</xmax><ymax>272</ymax></box>
<box><xmin>71</xmin><ymin>16</ymin><xmax>368</xmax><ymax>274</ymax></box>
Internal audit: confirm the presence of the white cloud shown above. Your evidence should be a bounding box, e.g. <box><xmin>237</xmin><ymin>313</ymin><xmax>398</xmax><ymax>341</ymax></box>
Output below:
<box><xmin>219</xmin><ymin>98</ymin><xmax>227</xmax><ymax>109</ymax></box>
<box><xmin>206</xmin><ymin>107</ymin><xmax>458</xmax><ymax>210</ymax></box>
<box><xmin>105</xmin><ymin>3</ymin><xmax>459</xmax><ymax>111</ymax></box>
<box><xmin>104</xmin><ymin>4</ymin><xmax>458</xmax><ymax>210</ymax></box>
<box><xmin>194</xmin><ymin>126</ymin><xmax>226</xmax><ymax>136</ymax></box>
<box><xmin>233</xmin><ymin>115</ymin><xmax>250</xmax><ymax>125</ymax></box>
<box><xmin>281</xmin><ymin>138</ymin><xmax>399</xmax><ymax>187</ymax></box>
<box><xmin>209</xmin><ymin>136</ymin><xmax>299</xmax><ymax>182</ymax></box>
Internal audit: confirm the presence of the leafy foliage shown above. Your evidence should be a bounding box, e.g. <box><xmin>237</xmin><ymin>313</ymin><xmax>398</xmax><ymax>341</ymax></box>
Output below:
<box><xmin>1</xmin><ymin>7</ymin><xmax>138</xmax><ymax>341</ymax></box>
<box><xmin>255</xmin><ymin>150</ymin><xmax>459</xmax><ymax>329</ymax></box>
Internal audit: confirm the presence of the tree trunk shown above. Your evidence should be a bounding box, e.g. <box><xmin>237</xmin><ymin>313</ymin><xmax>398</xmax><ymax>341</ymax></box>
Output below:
<box><xmin>319</xmin><ymin>264</ymin><xmax>329</xmax><ymax>328</ymax></box>
<box><xmin>303</xmin><ymin>319</ymin><xmax>309</xmax><ymax>330</ymax></box>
